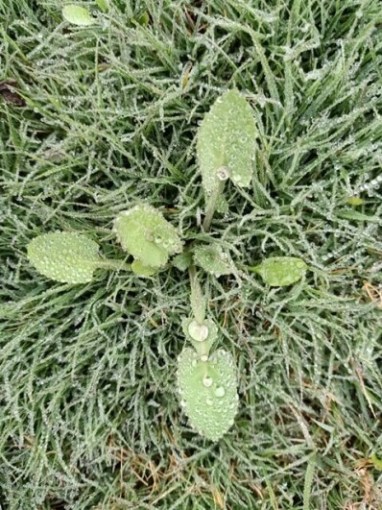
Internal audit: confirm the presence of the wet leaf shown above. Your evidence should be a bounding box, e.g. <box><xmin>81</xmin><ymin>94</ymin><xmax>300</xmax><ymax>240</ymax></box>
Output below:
<box><xmin>114</xmin><ymin>204</ymin><xmax>183</xmax><ymax>268</ymax></box>
<box><xmin>182</xmin><ymin>317</ymin><xmax>218</xmax><ymax>354</ymax></box>
<box><xmin>131</xmin><ymin>259</ymin><xmax>157</xmax><ymax>277</ymax></box>
<box><xmin>252</xmin><ymin>256</ymin><xmax>307</xmax><ymax>287</ymax></box>
<box><xmin>27</xmin><ymin>232</ymin><xmax>100</xmax><ymax>284</ymax></box>
<box><xmin>197</xmin><ymin>89</ymin><xmax>257</xmax><ymax>197</ymax></box>
<box><xmin>62</xmin><ymin>5</ymin><xmax>95</xmax><ymax>26</ymax></box>
<box><xmin>172</xmin><ymin>251</ymin><xmax>193</xmax><ymax>271</ymax></box>
<box><xmin>177</xmin><ymin>348</ymin><xmax>239</xmax><ymax>441</ymax></box>
<box><xmin>193</xmin><ymin>244</ymin><xmax>233</xmax><ymax>277</ymax></box>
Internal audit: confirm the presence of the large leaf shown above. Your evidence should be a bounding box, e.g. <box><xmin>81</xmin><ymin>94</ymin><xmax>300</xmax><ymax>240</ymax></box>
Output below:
<box><xmin>197</xmin><ymin>89</ymin><xmax>257</xmax><ymax>196</ymax></box>
<box><xmin>253</xmin><ymin>256</ymin><xmax>307</xmax><ymax>286</ymax></box>
<box><xmin>177</xmin><ymin>348</ymin><xmax>239</xmax><ymax>441</ymax></box>
<box><xmin>114</xmin><ymin>204</ymin><xmax>183</xmax><ymax>268</ymax></box>
<box><xmin>27</xmin><ymin>232</ymin><xmax>100</xmax><ymax>284</ymax></box>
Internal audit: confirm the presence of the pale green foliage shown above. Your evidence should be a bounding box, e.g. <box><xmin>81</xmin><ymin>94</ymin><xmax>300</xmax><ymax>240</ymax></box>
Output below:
<box><xmin>62</xmin><ymin>5</ymin><xmax>95</xmax><ymax>26</ymax></box>
<box><xmin>27</xmin><ymin>232</ymin><xmax>100</xmax><ymax>284</ymax></box>
<box><xmin>114</xmin><ymin>204</ymin><xmax>183</xmax><ymax>268</ymax></box>
<box><xmin>253</xmin><ymin>257</ymin><xmax>307</xmax><ymax>287</ymax></box>
<box><xmin>172</xmin><ymin>252</ymin><xmax>193</xmax><ymax>271</ymax></box>
<box><xmin>182</xmin><ymin>317</ymin><xmax>218</xmax><ymax>355</ymax></box>
<box><xmin>193</xmin><ymin>244</ymin><xmax>234</xmax><ymax>277</ymax></box>
<box><xmin>131</xmin><ymin>260</ymin><xmax>157</xmax><ymax>277</ymax></box>
<box><xmin>177</xmin><ymin>348</ymin><xmax>239</xmax><ymax>441</ymax></box>
<box><xmin>95</xmin><ymin>0</ymin><xmax>109</xmax><ymax>12</ymax></box>
<box><xmin>197</xmin><ymin>89</ymin><xmax>257</xmax><ymax>196</ymax></box>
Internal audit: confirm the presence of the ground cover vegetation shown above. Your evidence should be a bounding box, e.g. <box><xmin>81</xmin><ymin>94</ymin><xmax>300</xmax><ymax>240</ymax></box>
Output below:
<box><xmin>1</xmin><ymin>0</ymin><xmax>382</xmax><ymax>508</ymax></box>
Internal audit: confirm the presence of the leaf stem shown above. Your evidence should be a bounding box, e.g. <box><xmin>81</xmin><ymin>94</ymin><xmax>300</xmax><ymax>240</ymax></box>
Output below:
<box><xmin>202</xmin><ymin>179</ymin><xmax>225</xmax><ymax>232</ymax></box>
<box><xmin>188</xmin><ymin>265</ymin><xmax>206</xmax><ymax>323</ymax></box>
<box><xmin>97</xmin><ymin>259</ymin><xmax>131</xmax><ymax>272</ymax></box>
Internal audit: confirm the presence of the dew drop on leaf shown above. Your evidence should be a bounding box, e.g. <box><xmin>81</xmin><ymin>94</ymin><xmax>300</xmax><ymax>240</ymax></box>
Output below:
<box><xmin>62</xmin><ymin>5</ymin><xmax>95</xmax><ymax>26</ymax></box>
<box><xmin>215</xmin><ymin>387</ymin><xmax>225</xmax><ymax>397</ymax></box>
<box><xmin>253</xmin><ymin>256</ymin><xmax>307</xmax><ymax>286</ymax></box>
<box><xmin>27</xmin><ymin>232</ymin><xmax>100</xmax><ymax>284</ymax></box>
<box><xmin>176</xmin><ymin>348</ymin><xmax>239</xmax><ymax>441</ymax></box>
<box><xmin>203</xmin><ymin>376</ymin><xmax>213</xmax><ymax>388</ymax></box>
<box><xmin>197</xmin><ymin>89</ymin><xmax>257</xmax><ymax>197</ymax></box>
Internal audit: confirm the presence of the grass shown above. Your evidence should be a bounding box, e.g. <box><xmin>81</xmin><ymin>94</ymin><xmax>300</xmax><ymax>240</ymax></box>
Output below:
<box><xmin>1</xmin><ymin>0</ymin><xmax>382</xmax><ymax>508</ymax></box>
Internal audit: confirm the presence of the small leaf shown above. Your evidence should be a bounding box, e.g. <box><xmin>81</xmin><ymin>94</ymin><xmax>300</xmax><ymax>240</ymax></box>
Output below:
<box><xmin>193</xmin><ymin>244</ymin><xmax>233</xmax><ymax>277</ymax></box>
<box><xmin>370</xmin><ymin>454</ymin><xmax>382</xmax><ymax>471</ymax></box>
<box><xmin>197</xmin><ymin>89</ymin><xmax>257</xmax><ymax>197</ymax></box>
<box><xmin>253</xmin><ymin>257</ymin><xmax>307</xmax><ymax>287</ymax></box>
<box><xmin>131</xmin><ymin>260</ymin><xmax>157</xmax><ymax>277</ymax></box>
<box><xmin>172</xmin><ymin>251</ymin><xmax>193</xmax><ymax>271</ymax></box>
<box><xmin>346</xmin><ymin>196</ymin><xmax>364</xmax><ymax>206</ymax></box>
<box><xmin>177</xmin><ymin>348</ymin><xmax>239</xmax><ymax>441</ymax></box>
<box><xmin>114</xmin><ymin>204</ymin><xmax>183</xmax><ymax>268</ymax></box>
<box><xmin>27</xmin><ymin>232</ymin><xmax>100</xmax><ymax>284</ymax></box>
<box><xmin>95</xmin><ymin>0</ymin><xmax>109</xmax><ymax>12</ymax></box>
<box><xmin>62</xmin><ymin>5</ymin><xmax>95</xmax><ymax>26</ymax></box>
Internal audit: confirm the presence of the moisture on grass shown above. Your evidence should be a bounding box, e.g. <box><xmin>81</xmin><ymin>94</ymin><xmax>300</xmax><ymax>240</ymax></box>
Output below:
<box><xmin>1</xmin><ymin>0</ymin><xmax>382</xmax><ymax>509</ymax></box>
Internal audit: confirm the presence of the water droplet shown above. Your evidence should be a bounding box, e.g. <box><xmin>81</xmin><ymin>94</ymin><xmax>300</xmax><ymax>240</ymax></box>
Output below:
<box><xmin>203</xmin><ymin>376</ymin><xmax>213</xmax><ymax>388</ymax></box>
<box><xmin>200</xmin><ymin>355</ymin><xmax>208</xmax><ymax>362</ymax></box>
<box><xmin>215</xmin><ymin>387</ymin><xmax>225</xmax><ymax>397</ymax></box>
<box><xmin>216</xmin><ymin>166</ymin><xmax>230</xmax><ymax>181</ymax></box>
<box><xmin>206</xmin><ymin>398</ymin><xmax>213</xmax><ymax>406</ymax></box>
<box><xmin>188</xmin><ymin>320</ymin><xmax>209</xmax><ymax>342</ymax></box>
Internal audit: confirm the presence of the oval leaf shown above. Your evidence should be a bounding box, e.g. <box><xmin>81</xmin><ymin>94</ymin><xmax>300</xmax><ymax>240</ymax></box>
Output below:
<box><xmin>193</xmin><ymin>244</ymin><xmax>233</xmax><ymax>277</ymax></box>
<box><xmin>62</xmin><ymin>5</ymin><xmax>95</xmax><ymax>26</ymax></box>
<box><xmin>114</xmin><ymin>204</ymin><xmax>183</xmax><ymax>268</ymax></box>
<box><xmin>27</xmin><ymin>232</ymin><xmax>100</xmax><ymax>284</ymax></box>
<box><xmin>177</xmin><ymin>348</ymin><xmax>239</xmax><ymax>441</ymax></box>
<box><xmin>253</xmin><ymin>256</ymin><xmax>307</xmax><ymax>287</ymax></box>
<box><xmin>197</xmin><ymin>89</ymin><xmax>257</xmax><ymax>196</ymax></box>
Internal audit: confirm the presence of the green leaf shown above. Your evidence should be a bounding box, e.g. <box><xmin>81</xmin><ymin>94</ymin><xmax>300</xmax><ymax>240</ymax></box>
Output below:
<box><xmin>182</xmin><ymin>317</ymin><xmax>218</xmax><ymax>356</ymax></box>
<box><xmin>131</xmin><ymin>260</ymin><xmax>157</xmax><ymax>277</ymax></box>
<box><xmin>193</xmin><ymin>244</ymin><xmax>233</xmax><ymax>277</ymax></box>
<box><xmin>346</xmin><ymin>196</ymin><xmax>364</xmax><ymax>206</ymax></box>
<box><xmin>62</xmin><ymin>5</ymin><xmax>95</xmax><ymax>26</ymax></box>
<box><xmin>27</xmin><ymin>232</ymin><xmax>100</xmax><ymax>284</ymax></box>
<box><xmin>172</xmin><ymin>251</ymin><xmax>193</xmax><ymax>271</ymax></box>
<box><xmin>252</xmin><ymin>257</ymin><xmax>307</xmax><ymax>287</ymax></box>
<box><xmin>95</xmin><ymin>0</ymin><xmax>109</xmax><ymax>12</ymax></box>
<box><xmin>114</xmin><ymin>204</ymin><xmax>183</xmax><ymax>268</ymax></box>
<box><xmin>197</xmin><ymin>89</ymin><xmax>257</xmax><ymax>197</ymax></box>
<box><xmin>370</xmin><ymin>454</ymin><xmax>382</xmax><ymax>471</ymax></box>
<box><xmin>177</xmin><ymin>348</ymin><xmax>239</xmax><ymax>441</ymax></box>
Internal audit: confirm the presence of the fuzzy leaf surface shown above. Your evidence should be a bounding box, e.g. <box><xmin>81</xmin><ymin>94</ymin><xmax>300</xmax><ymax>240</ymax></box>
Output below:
<box><xmin>254</xmin><ymin>256</ymin><xmax>307</xmax><ymax>286</ymax></box>
<box><xmin>177</xmin><ymin>348</ymin><xmax>239</xmax><ymax>441</ymax></box>
<box><xmin>197</xmin><ymin>89</ymin><xmax>257</xmax><ymax>196</ymax></box>
<box><xmin>114</xmin><ymin>204</ymin><xmax>183</xmax><ymax>268</ymax></box>
<box><xmin>27</xmin><ymin>232</ymin><xmax>100</xmax><ymax>284</ymax></box>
